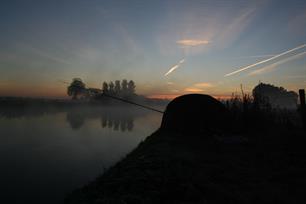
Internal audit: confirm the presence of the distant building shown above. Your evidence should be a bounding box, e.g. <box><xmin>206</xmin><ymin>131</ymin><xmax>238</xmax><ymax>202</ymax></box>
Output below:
<box><xmin>85</xmin><ymin>88</ymin><xmax>102</xmax><ymax>99</ymax></box>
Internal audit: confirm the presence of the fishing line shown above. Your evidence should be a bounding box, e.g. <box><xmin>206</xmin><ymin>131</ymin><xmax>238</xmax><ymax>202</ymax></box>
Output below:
<box><xmin>102</xmin><ymin>93</ymin><xmax>164</xmax><ymax>114</ymax></box>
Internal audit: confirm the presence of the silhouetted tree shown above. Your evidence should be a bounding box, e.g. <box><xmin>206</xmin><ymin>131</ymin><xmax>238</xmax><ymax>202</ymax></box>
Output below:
<box><xmin>100</xmin><ymin>79</ymin><xmax>136</xmax><ymax>97</ymax></box>
<box><xmin>128</xmin><ymin>80</ymin><xmax>136</xmax><ymax>95</ymax></box>
<box><xmin>67</xmin><ymin>78</ymin><xmax>86</xmax><ymax>100</ymax></box>
<box><xmin>102</xmin><ymin>82</ymin><xmax>109</xmax><ymax>94</ymax></box>
<box><xmin>115</xmin><ymin>80</ymin><xmax>121</xmax><ymax>95</ymax></box>
<box><xmin>109</xmin><ymin>81</ymin><xmax>115</xmax><ymax>94</ymax></box>
<box><xmin>252</xmin><ymin>83</ymin><xmax>298</xmax><ymax>109</ymax></box>
<box><xmin>121</xmin><ymin>79</ymin><xmax>128</xmax><ymax>95</ymax></box>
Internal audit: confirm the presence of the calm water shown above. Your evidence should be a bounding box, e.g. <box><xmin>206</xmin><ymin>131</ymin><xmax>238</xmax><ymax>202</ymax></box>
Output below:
<box><xmin>0</xmin><ymin>105</ymin><xmax>163</xmax><ymax>204</ymax></box>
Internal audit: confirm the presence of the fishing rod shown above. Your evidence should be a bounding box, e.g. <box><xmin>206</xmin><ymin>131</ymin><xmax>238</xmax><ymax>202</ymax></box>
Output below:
<box><xmin>102</xmin><ymin>93</ymin><xmax>164</xmax><ymax>114</ymax></box>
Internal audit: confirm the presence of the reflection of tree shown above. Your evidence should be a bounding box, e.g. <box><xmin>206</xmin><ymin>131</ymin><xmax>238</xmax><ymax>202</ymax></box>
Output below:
<box><xmin>66</xmin><ymin>111</ymin><xmax>85</xmax><ymax>130</ymax></box>
<box><xmin>65</xmin><ymin>106</ymin><xmax>139</xmax><ymax>132</ymax></box>
<box><xmin>114</xmin><ymin>119</ymin><xmax>119</xmax><ymax>131</ymax></box>
<box><xmin>0</xmin><ymin>99</ymin><xmax>150</xmax><ymax>134</ymax></box>
<box><xmin>102</xmin><ymin>117</ymin><xmax>107</xmax><ymax>128</ymax></box>
<box><xmin>127</xmin><ymin>119</ymin><xmax>133</xmax><ymax>131</ymax></box>
<box><xmin>108</xmin><ymin>118</ymin><xmax>113</xmax><ymax>128</ymax></box>
<box><xmin>100</xmin><ymin>111</ymin><xmax>134</xmax><ymax>132</ymax></box>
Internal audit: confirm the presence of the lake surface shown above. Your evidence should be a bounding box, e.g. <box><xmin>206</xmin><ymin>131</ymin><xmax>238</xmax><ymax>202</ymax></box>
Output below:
<box><xmin>0</xmin><ymin>105</ymin><xmax>163</xmax><ymax>204</ymax></box>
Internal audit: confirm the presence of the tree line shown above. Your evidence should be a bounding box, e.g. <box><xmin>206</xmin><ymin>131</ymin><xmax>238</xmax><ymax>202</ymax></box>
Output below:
<box><xmin>67</xmin><ymin>78</ymin><xmax>137</xmax><ymax>100</ymax></box>
<box><xmin>102</xmin><ymin>79</ymin><xmax>136</xmax><ymax>97</ymax></box>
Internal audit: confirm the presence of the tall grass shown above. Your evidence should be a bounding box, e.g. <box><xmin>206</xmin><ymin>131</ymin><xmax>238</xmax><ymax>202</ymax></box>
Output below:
<box><xmin>222</xmin><ymin>93</ymin><xmax>303</xmax><ymax>133</ymax></box>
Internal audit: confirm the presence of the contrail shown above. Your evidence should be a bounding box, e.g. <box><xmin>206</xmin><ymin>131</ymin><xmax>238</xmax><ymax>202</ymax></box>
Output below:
<box><xmin>248</xmin><ymin>51</ymin><xmax>306</xmax><ymax>76</ymax></box>
<box><xmin>179</xmin><ymin>59</ymin><xmax>185</xmax><ymax>64</ymax></box>
<box><xmin>235</xmin><ymin>54</ymin><xmax>275</xmax><ymax>59</ymax></box>
<box><xmin>225</xmin><ymin>44</ymin><xmax>306</xmax><ymax>77</ymax></box>
<box><xmin>164</xmin><ymin>58</ymin><xmax>185</xmax><ymax>76</ymax></box>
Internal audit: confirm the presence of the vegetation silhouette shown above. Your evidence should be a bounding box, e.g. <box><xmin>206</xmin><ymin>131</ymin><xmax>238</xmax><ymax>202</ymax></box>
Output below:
<box><xmin>67</xmin><ymin>78</ymin><xmax>86</xmax><ymax>100</ymax></box>
<box><xmin>101</xmin><ymin>79</ymin><xmax>136</xmax><ymax>99</ymax></box>
<box><xmin>66</xmin><ymin>89</ymin><xmax>306</xmax><ymax>204</ymax></box>
<box><xmin>253</xmin><ymin>82</ymin><xmax>298</xmax><ymax>109</ymax></box>
<box><xmin>1</xmin><ymin>81</ymin><xmax>305</xmax><ymax>203</ymax></box>
<box><xmin>66</xmin><ymin>78</ymin><xmax>145</xmax><ymax>104</ymax></box>
<box><xmin>298</xmin><ymin>89</ymin><xmax>306</xmax><ymax>129</ymax></box>
<box><xmin>223</xmin><ymin>83</ymin><xmax>301</xmax><ymax>132</ymax></box>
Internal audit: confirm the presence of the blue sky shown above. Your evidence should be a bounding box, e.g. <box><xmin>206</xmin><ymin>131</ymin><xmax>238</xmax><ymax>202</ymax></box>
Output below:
<box><xmin>0</xmin><ymin>0</ymin><xmax>305</xmax><ymax>98</ymax></box>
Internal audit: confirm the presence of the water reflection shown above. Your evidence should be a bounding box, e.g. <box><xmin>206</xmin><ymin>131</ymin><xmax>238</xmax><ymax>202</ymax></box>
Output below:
<box><xmin>100</xmin><ymin>114</ymin><xmax>133</xmax><ymax>132</ymax></box>
<box><xmin>66</xmin><ymin>111</ymin><xmax>85</xmax><ymax>129</ymax></box>
<box><xmin>0</xmin><ymin>104</ymin><xmax>163</xmax><ymax>204</ymax></box>
<box><xmin>0</xmin><ymin>105</ymin><xmax>149</xmax><ymax>132</ymax></box>
<box><xmin>66</xmin><ymin>107</ymin><xmax>135</xmax><ymax>132</ymax></box>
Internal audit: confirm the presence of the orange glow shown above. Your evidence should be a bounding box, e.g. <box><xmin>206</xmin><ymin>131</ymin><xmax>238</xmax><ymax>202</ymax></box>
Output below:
<box><xmin>147</xmin><ymin>94</ymin><xmax>180</xmax><ymax>100</ymax></box>
<box><xmin>148</xmin><ymin>94</ymin><xmax>232</xmax><ymax>100</ymax></box>
<box><xmin>1</xmin><ymin>83</ymin><xmax>233</xmax><ymax>101</ymax></box>
<box><xmin>184</xmin><ymin>88</ymin><xmax>204</xmax><ymax>92</ymax></box>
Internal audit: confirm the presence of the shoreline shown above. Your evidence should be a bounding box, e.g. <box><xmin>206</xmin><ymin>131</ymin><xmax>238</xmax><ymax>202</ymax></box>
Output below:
<box><xmin>0</xmin><ymin>96</ymin><xmax>169</xmax><ymax>108</ymax></box>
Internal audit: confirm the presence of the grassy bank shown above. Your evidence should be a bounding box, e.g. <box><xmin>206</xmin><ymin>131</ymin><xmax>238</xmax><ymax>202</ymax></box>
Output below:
<box><xmin>65</xmin><ymin>124</ymin><xmax>306</xmax><ymax>203</ymax></box>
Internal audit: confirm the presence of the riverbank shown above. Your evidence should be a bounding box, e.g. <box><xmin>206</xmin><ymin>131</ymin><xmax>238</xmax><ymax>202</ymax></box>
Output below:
<box><xmin>65</xmin><ymin>125</ymin><xmax>306</xmax><ymax>204</ymax></box>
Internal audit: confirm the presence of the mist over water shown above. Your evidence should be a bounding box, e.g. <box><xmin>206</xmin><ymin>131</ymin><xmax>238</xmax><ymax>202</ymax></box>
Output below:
<box><xmin>0</xmin><ymin>105</ymin><xmax>163</xmax><ymax>204</ymax></box>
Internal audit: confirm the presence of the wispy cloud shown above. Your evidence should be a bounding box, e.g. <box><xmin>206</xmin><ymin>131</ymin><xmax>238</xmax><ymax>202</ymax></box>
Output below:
<box><xmin>216</xmin><ymin>7</ymin><xmax>257</xmax><ymax>49</ymax></box>
<box><xmin>234</xmin><ymin>54</ymin><xmax>275</xmax><ymax>59</ymax></box>
<box><xmin>184</xmin><ymin>88</ymin><xmax>203</xmax><ymax>92</ymax></box>
<box><xmin>225</xmin><ymin>44</ymin><xmax>306</xmax><ymax>77</ymax></box>
<box><xmin>194</xmin><ymin>82</ymin><xmax>214</xmax><ymax>88</ymax></box>
<box><xmin>176</xmin><ymin>39</ymin><xmax>210</xmax><ymax>47</ymax></box>
<box><xmin>286</xmin><ymin>75</ymin><xmax>306</xmax><ymax>79</ymax></box>
<box><xmin>182</xmin><ymin>82</ymin><xmax>214</xmax><ymax>93</ymax></box>
<box><xmin>157</xmin><ymin>4</ymin><xmax>259</xmax><ymax>56</ymax></box>
<box><xmin>24</xmin><ymin>45</ymin><xmax>73</xmax><ymax>65</ymax></box>
<box><xmin>171</xmin><ymin>89</ymin><xmax>179</xmax><ymax>93</ymax></box>
<box><xmin>164</xmin><ymin>58</ymin><xmax>185</xmax><ymax>76</ymax></box>
<box><xmin>248</xmin><ymin>51</ymin><xmax>306</xmax><ymax>76</ymax></box>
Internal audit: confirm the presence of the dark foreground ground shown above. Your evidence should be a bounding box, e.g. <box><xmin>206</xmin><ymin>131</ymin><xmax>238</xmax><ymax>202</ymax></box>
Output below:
<box><xmin>65</xmin><ymin>126</ymin><xmax>306</xmax><ymax>204</ymax></box>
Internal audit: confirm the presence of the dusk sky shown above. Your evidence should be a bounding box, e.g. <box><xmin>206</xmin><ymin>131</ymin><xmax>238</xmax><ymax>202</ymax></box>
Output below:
<box><xmin>0</xmin><ymin>0</ymin><xmax>305</xmax><ymax>98</ymax></box>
